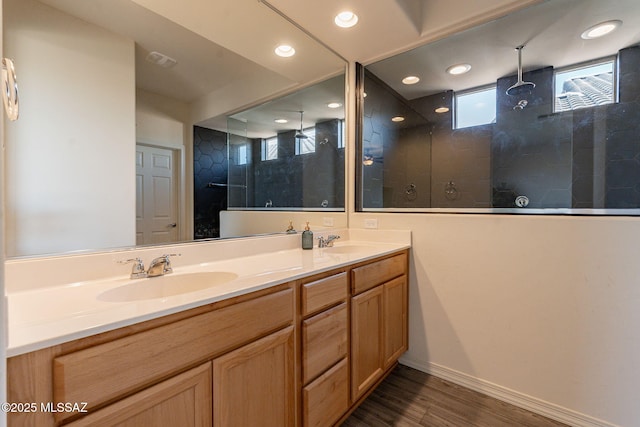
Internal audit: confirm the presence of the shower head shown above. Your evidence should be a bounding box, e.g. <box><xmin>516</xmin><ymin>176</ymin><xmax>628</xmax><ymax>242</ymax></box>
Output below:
<box><xmin>295</xmin><ymin>111</ymin><xmax>309</xmax><ymax>139</ymax></box>
<box><xmin>506</xmin><ymin>45</ymin><xmax>535</xmax><ymax>96</ymax></box>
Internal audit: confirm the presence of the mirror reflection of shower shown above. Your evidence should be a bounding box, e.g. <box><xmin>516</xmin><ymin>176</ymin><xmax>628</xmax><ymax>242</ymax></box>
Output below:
<box><xmin>513</xmin><ymin>99</ymin><xmax>528</xmax><ymax>110</ymax></box>
<box><xmin>506</xmin><ymin>45</ymin><xmax>536</xmax><ymax>96</ymax></box>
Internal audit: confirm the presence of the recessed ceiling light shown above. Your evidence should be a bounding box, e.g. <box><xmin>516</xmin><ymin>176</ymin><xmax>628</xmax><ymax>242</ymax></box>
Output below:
<box><xmin>274</xmin><ymin>119</ymin><xmax>288</xmax><ymax>124</ymax></box>
<box><xmin>446</xmin><ymin>63</ymin><xmax>472</xmax><ymax>75</ymax></box>
<box><xmin>335</xmin><ymin>11</ymin><xmax>358</xmax><ymax>28</ymax></box>
<box><xmin>327</xmin><ymin>102</ymin><xmax>342</xmax><ymax>109</ymax></box>
<box><xmin>145</xmin><ymin>51</ymin><xmax>177</xmax><ymax>68</ymax></box>
<box><xmin>275</xmin><ymin>45</ymin><xmax>295</xmax><ymax>57</ymax></box>
<box><xmin>435</xmin><ymin>107</ymin><xmax>450</xmax><ymax>114</ymax></box>
<box><xmin>391</xmin><ymin>116</ymin><xmax>405</xmax><ymax>122</ymax></box>
<box><xmin>402</xmin><ymin>76</ymin><xmax>420</xmax><ymax>85</ymax></box>
<box><xmin>581</xmin><ymin>20</ymin><xmax>622</xmax><ymax>39</ymax></box>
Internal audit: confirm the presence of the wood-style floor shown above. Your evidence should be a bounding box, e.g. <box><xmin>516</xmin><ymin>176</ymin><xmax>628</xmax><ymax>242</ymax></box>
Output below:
<box><xmin>341</xmin><ymin>365</ymin><xmax>568</xmax><ymax>427</ymax></box>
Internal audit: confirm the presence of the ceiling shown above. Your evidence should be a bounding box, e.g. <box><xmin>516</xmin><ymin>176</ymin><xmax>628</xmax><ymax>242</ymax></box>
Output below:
<box><xmin>266</xmin><ymin>0</ymin><xmax>640</xmax><ymax>99</ymax></box>
<box><xmin>264</xmin><ymin>0</ymin><xmax>542</xmax><ymax>64</ymax></box>
<box><xmin>38</xmin><ymin>0</ymin><xmax>346</xmax><ymax>123</ymax></box>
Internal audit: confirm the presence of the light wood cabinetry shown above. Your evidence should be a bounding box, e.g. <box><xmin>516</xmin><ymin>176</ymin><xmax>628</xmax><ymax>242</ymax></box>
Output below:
<box><xmin>300</xmin><ymin>271</ymin><xmax>349</xmax><ymax>427</ymax></box>
<box><xmin>213</xmin><ymin>326</ymin><xmax>295</xmax><ymax>427</ymax></box>
<box><xmin>350</xmin><ymin>252</ymin><xmax>408</xmax><ymax>402</ymax></box>
<box><xmin>351</xmin><ymin>285</ymin><xmax>384</xmax><ymax>400</ymax></box>
<box><xmin>68</xmin><ymin>363</ymin><xmax>212</xmax><ymax>427</ymax></box>
<box><xmin>7</xmin><ymin>249</ymin><xmax>409</xmax><ymax>427</ymax></box>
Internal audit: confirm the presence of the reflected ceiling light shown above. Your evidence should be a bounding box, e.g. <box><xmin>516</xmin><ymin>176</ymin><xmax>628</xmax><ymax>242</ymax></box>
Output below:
<box><xmin>327</xmin><ymin>102</ymin><xmax>342</xmax><ymax>109</ymax></box>
<box><xmin>275</xmin><ymin>44</ymin><xmax>295</xmax><ymax>57</ymax></box>
<box><xmin>391</xmin><ymin>116</ymin><xmax>405</xmax><ymax>122</ymax></box>
<box><xmin>402</xmin><ymin>76</ymin><xmax>420</xmax><ymax>85</ymax></box>
<box><xmin>446</xmin><ymin>63</ymin><xmax>471</xmax><ymax>75</ymax></box>
<box><xmin>435</xmin><ymin>107</ymin><xmax>449</xmax><ymax>114</ymax></box>
<box><xmin>335</xmin><ymin>11</ymin><xmax>359</xmax><ymax>28</ymax></box>
<box><xmin>274</xmin><ymin>118</ymin><xmax>288</xmax><ymax>124</ymax></box>
<box><xmin>581</xmin><ymin>20</ymin><xmax>622</xmax><ymax>39</ymax></box>
<box><xmin>362</xmin><ymin>155</ymin><xmax>374</xmax><ymax>166</ymax></box>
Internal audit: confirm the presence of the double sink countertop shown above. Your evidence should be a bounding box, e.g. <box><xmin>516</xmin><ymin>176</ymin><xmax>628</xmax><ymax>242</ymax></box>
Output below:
<box><xmin>5</xmin><ymin>229</ymin><xmax>411</xmax><ymax>357</ymax></box>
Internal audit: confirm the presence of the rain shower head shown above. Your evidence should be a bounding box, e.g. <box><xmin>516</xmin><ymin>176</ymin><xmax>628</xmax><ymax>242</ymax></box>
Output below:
<box><xmin>506</xmin><ymin>45</ymin><xmax>536</xmax><ymax>96</ymax></box>
<box><xmin>295</xmin><ymin>111</ymin><xmax>309</xmax><ymax>139</ymax></box>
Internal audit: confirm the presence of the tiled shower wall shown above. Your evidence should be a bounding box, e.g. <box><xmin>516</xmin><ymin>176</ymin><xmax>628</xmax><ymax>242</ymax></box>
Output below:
<box><xmin>361</xmin><ymin>44</ymin><xmax>640</xmax><ymax>209</ymax></box>
<box><xmin>194</xmin><ymin>120</ymin><xmax>345</xmax><ymax>238</ymax></box>
<box><xmin>193</xmin><ymin>126</ymin><xmax>228</xmax><ymax>239</ymax></box>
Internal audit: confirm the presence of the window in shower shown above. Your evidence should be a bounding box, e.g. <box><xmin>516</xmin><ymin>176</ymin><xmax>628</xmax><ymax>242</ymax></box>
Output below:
<box><xmin>295</xmin><ymin>126</ymin><xmax>316</xmax><ymax>155</ymax></box>
<box><xmin>261</xmin><ymin>136</ymin><xmax>278</xmax><ymax>161</ymax></box>
<box><xmin>554</xmin><ymin>59</ymin><xmax>615</xmax><ymax>113</ymax></box>
<box><xmin>236</xmin><ymin>144</ymin><xmax>248</xmax><ymax>165</ymax></box>
<box><xmin>454</xmin><ymin>85</ymin><xmax>497</xmax><ymax>129</ymax></box>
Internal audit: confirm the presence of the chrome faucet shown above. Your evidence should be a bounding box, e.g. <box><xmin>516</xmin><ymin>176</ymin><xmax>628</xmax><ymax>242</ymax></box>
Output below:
<box><xmin>119</xmin><ymin>253</ymin><xmax>181</xmax><ymax>279</ymax></box>
<box><xmin>147</xmin><ymin>253</ymin><xmax>181</xmax><ymax>277</ymax></box>
<box><xmin>318</xmin><ymin>235</ymin><xmax>341</xmax><ymax>248</ymax></box>
<box><xmin>119</xmin><ymin>258</ymin><xmax>147</xmax><ymax>279</ymax></box>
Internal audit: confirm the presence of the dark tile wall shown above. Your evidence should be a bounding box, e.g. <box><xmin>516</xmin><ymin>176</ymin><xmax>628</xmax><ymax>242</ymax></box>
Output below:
<box><xmin>226</xmin><ymin>120</ymin><xmax>345</xmax><ymax>209</ymax></box>
<box><xmin>492</xmin><ymin>66</ymin><xmax>575</xmax><ymax>208</ymax></box>
<box><xmin>411</xmin><ymin>90</ymin><xmax>492</xmax><ymax>208</ymax></box>
<box><xmin>193</xmin><ymin>126</ymin><xmax>228</xmax><ymax>239</ymax></box>
<box><xmin>360</xmin><ymin>44</ymin><xmax>640</xmax><ymax>210</ymax></box>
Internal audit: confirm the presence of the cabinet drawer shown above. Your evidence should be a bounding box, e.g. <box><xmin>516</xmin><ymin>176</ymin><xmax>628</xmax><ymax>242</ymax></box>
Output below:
<box><xmin>53</xmin><ymin>288</ymin><xmax>293</xmax><ymax>415</ymax></box>
<box><xmin>301</xmin><ymin>272</ymin><xmax>347</xmax><ymax>317</ymax></box>
<box><xmin>303</xmin><ymin>358</ymin><xmax>349</xmax><ymax>427</ymax></box>
<box><xmin>302</xmin><ymin>303</ymin><xmax>348</xmax><ymax>384</ymax></box>
<box><xmin>68</xmin><ymin>362</ymin><xmax>212</xmax><ymax>427</ymax></box>
<box><xmin>352</xmin><ymin>253</ymin><xmax>406</xmax><ymax>295</ymax></box>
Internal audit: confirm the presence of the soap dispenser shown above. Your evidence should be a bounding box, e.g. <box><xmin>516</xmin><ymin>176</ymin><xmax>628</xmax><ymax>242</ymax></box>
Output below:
<box><xmin>302</xmin><ymin>222</ymin><xmax>313</xmax><ymax>249</ymax></box>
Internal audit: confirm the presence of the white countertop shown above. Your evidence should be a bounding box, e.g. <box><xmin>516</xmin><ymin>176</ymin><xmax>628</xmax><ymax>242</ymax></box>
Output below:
<box><xmin>6</xmin><ymin>230</ymin><xmax>410</xmax><ymax>357</ymax></box>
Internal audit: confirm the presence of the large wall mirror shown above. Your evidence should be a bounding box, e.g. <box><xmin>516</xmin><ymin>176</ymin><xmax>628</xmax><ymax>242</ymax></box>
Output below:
<box><xmin>3</xmin><ymin>0</ymin><xmax>346</xmax><ymax>258</ymax></box>
<box><xmin>357</xmin><ymin>0</ymin><xmax>640</xmax><ymax>215</ymax></box>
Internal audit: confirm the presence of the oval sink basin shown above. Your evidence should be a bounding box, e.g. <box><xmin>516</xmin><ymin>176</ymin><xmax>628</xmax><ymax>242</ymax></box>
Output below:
<box><xmin>323</xmin><ymin>245</ymin><xmax>376</xmax><ymax>254</ymax></box>
<box><xmin>98</xmin><ymin>272</ymin><xmax>238</xmax><ymax>302</ymax></box>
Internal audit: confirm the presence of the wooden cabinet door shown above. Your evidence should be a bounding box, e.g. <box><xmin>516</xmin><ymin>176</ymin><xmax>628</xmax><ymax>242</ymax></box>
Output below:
<box><xmin>384</xmin><ymin>276</ymin><xmax>408</xmax><ymax>368</ymax></box>
<box><xmin>302</xmin><ymin>358</ymin><xmax>349</xmax><ymax>427</ymax></box>
<box><xmin>68</xmin><ymin>363</ymin><xmax>212</xmax><ymax>427</ymax></box>
<box><xmin>213</xmin><ymin>326</ymin><xmax>295</xmax><ymax>427</ymax></box>
<box><xmin>350</xmin><ymin>285</ymin><xmax>384</xmax><ymax>401</ymax></box>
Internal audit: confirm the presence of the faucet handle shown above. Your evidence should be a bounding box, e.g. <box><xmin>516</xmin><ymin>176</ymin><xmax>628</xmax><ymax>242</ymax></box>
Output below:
<box><xmin>159</xmin><ymin>253</ymin><xmax>181</xmax><ymax>274</ymax></box>
<box><xmin>118</xmin><ymin>257</ymin><xmax>147</xmax><ymax>279</ymax></box>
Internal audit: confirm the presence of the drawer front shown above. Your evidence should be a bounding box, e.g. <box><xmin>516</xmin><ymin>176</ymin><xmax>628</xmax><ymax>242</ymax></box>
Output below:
<box><xmin>301</xmin><ymin>272</ymin><xmax>347</xmax><ymax>317</ymax></box>
<box><xmin>53</xmin><ymin>287</ymin><xmax>293</xmax><ymax>414</ymax></box>
<box><xmin>352</xmin><ymin>252</ymin><xmax>407</xmax><ymax>295</ymax></box>
<box><xmin>67</xmin><ymin>362</ymin><xmax>212</xmax><ymax>427</ymax></box>
<box><xmin>303</xmin><ymin>358</ymin><xmax>349</xmax><ymax>427</ymax></box>
<box><xmin>302</xmin><ymin>303</ymin><xmax>348</xmax><ymax>384</ymax></box>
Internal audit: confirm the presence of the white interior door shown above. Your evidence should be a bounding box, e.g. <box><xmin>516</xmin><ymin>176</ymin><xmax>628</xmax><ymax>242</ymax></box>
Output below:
<box><xmin>136</xmin><ymin>144</ymin><xmax>178</xmax><ymax>245</ymax></box>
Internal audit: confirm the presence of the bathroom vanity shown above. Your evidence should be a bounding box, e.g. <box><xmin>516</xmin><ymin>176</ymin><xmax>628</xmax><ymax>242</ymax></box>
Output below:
<box><xmin>6</xmin><ymin>233</ymin><xmax>409</xmax><ymax>426</ymax></box>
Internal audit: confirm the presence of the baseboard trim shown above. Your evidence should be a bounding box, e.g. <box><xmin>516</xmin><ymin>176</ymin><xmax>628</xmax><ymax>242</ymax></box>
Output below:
<box><xmin>399</xmin><ymin>357</ymin><xmax>619</xmax><ymax>427</ymax></box>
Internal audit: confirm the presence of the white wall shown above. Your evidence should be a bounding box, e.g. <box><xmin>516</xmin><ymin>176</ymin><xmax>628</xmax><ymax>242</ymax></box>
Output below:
<box><xmin>3</xmin><ymin>0</ymin><xmax>136</xmax><ymax>257</ymax></box>
<box><xmin>351</xmin><ymin>212</ymin><xmax>640</xmax><ymax>427</ymax></box>
<box><xmin>220</xmin><ymin>210</ymin><xmax>347</xmax><ymax>238</ymax></box>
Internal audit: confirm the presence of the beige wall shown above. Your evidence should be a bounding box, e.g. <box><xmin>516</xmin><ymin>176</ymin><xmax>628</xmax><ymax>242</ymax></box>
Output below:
<box><xmin>350</xmin><ymin>211</ymin><xmax>640</xmax><ymax>426</ymax></box>
<box><xmin>3</xmin><ymin>0</ymin><xmax>136</xmax><ymax>257</ymax></box>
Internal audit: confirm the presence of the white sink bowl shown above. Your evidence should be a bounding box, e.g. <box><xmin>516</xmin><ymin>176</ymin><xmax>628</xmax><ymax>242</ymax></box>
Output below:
<box><xmin>323</xmin><ymin>244</ymin><xmax>376</xmax><ymax>254</ymax></box>
<box><xmin>98</xmin><ymin>271</ymin><xmax>238</xmax><ymax>302</ymax></box>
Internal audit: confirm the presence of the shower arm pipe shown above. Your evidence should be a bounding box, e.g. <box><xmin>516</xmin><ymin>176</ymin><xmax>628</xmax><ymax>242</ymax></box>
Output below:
<box><xmin>516</xmin><ymin>45</ymin><xmax>525</xmax><ymax>83</ymax></box>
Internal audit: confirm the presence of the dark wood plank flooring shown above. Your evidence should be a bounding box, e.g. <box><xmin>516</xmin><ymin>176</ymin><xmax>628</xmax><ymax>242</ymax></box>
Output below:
<box><xmin>341</xmin><ymin>365</ymin><xmax>568</xmax><ymax>427</ymax></box>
